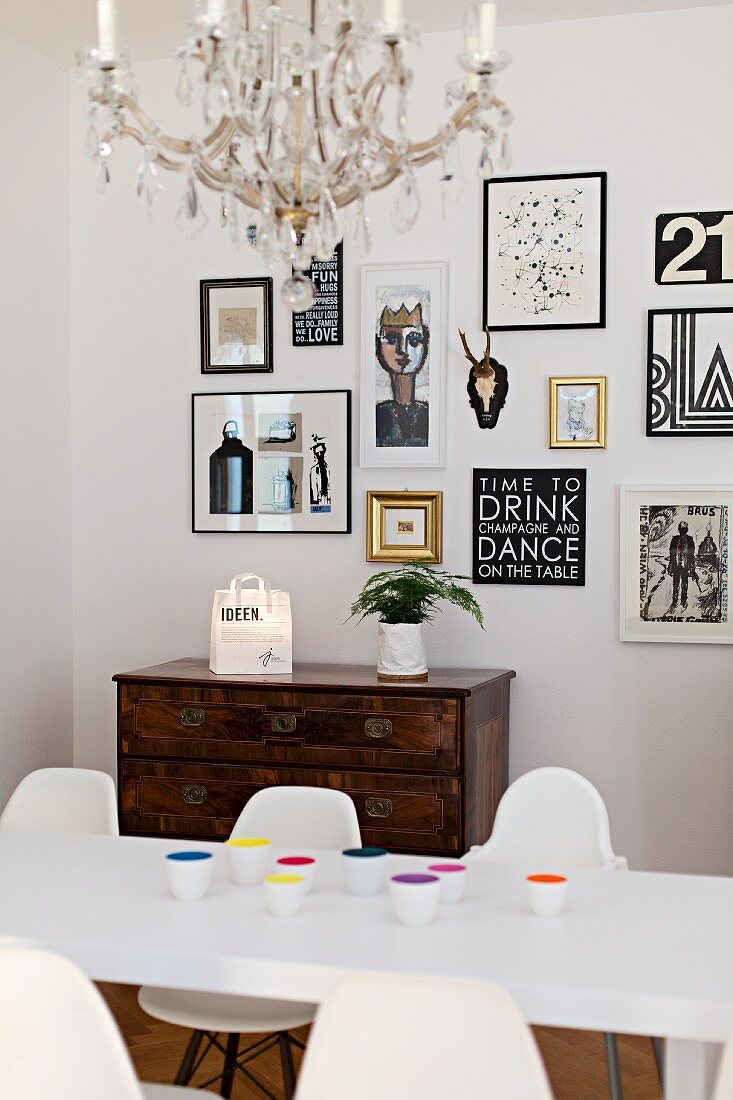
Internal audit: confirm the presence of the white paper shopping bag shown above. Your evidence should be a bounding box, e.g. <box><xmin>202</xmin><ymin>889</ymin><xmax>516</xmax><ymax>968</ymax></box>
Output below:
<box><xmin>210</xmin><ymin>573</ymin><xmax>292</xmax><ymax>675</ymax></box>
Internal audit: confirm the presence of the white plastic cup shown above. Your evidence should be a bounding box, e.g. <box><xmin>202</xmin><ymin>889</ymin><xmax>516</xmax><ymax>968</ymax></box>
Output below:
<box><xmin>389</xmin><ymin>873</ymin><xmax>441</xmax><ymax>927</ymax></box>
<box><xmin>276</xmin><ymin>856</ymin><xmax>316</xmax><ymax>894</ymax></box>
<box><xmin>263</xmin><ymin>873</ymin><xmax>307</xmax><ymax>917</ymax></box>
<box><xmin>428</xmin><ymin>862</ymin><xmax>468</xmax><ymax>905</ymax></box>
<box><xmin>342</xmin><ymin>847</ymin><xmax>388</xmax><ymax>897</ymax></box>
<box><xmin>165</xmin><ymin>851</ymin><xmax>213</xmax><ymax>901</ymax></box>
<box><xmin>526</xmin><ymin>874</ymin><xmax>568</xmax><ymax>917</ymax></box>
<box><xmin>225</xmin><ymin>837</ymin><xmax>271</xmax><ymax>886</ymax></box>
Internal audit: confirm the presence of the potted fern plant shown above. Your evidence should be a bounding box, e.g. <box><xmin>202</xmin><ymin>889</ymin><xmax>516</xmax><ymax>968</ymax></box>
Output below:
<box><xmin>349</xmin><ymin>561</ymin><xmax>485</xmax><ymax>680</ymax></box>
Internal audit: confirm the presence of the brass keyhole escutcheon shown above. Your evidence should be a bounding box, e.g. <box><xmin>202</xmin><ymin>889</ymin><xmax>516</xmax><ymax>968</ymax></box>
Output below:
<box><xmin>270</xmin><ymin>714</ymin><xmax>297</xmax><ymax>733</ymax></box>
<box><xmin>365</xmin><ymin>717</ymin><xmax>393</xmax><ymax>740</ymax></box>
<box><xmin>365</xmin><ymin>796</ymin><xmax>393</xmax><ymax>819</ymax></box>
<box><xmin>182</xmin><ymin>784</ymin><xmax>207</xmax><ymax>805</ymax></box>
<box><xmin>179</xmin><ymin>707</ymin><xmax>205</xmax><ymax>727</ymax></box>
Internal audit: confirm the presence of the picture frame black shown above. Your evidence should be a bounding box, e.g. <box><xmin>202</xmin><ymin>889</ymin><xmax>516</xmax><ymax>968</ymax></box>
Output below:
<box><xmin>482</xmin><ymin>171</ymin><xmax>607</xmax><ymax>331</ymax></box>
<box><xmin>191</xmin><ymin>389</ymin><xmax>352</xmax><ymax>533</ymax></box>
<box><xmin>646</xmin><ymin>307</ymin><xmax>733</xmax><ymax>437</ymax></box>
<box><xmin>200</xmin><ymin>277</ymin><xmax>274</xmax><ymax>374</ymax></box>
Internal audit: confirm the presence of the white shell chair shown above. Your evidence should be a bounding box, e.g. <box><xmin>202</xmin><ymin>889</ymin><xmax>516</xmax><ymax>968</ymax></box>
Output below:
<box><xmin>138</xmin><ymin>786</ymin><xmax>362</xmax><ymax>1099</ymax></box>
<box><xmin>714</xmin><ymin>1024</ymin><xmax>733</xmax><ymax>1100</ymax></box>
<box><xmin>0</xmin><ymin>768</ymin><xmax>119</xmax><ymax>835</ymax></box>
<box><xmin>464</xmin><ymin>767</ymin><xmax>628</xmax><ymax>1100</ymax></box>
<box><xmin>0</xmin><ymin>948</ymin><xmax>209</xmax><ymax>1100</ymax></box>
<box><xmin>294</xmin><ymin>973</ymin><xmax>554</xmax><ymax>1100</ymax></box>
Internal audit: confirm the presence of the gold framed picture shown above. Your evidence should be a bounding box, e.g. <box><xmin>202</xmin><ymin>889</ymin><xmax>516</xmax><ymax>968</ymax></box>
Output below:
<box><xmin>549</xmin><ymin>376</ymin><xmax>607</xmax><ymax>448</ymax></box>
<box><xmin>366</xmin><ymin>490</ymin><xmax>443</xmax><ymax>563</ymax></box>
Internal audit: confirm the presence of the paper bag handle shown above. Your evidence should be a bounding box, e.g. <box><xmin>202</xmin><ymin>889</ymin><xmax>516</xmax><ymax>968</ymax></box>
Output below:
<box><xmin>229</xmin><ymin>573</ymin><xmax>270</xmax><ymax>595</ymax></box>
<box><xmin>229</xmin><ymin>573</ymin><xmax>273</xmax><ymax>613</ymax></box>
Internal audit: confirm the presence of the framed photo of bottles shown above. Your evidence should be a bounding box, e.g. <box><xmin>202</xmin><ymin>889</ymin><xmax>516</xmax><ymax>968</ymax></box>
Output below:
<box><xmin>192</xmin><ymin>390</ymin><xmax>351</xmax><ymax>533</ymax></box>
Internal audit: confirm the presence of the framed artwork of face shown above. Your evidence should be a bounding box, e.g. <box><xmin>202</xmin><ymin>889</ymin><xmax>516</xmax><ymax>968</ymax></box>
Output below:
<box><xmin>360</xmin><ymin>263</ymin><xmax>447</xmax><ymax>467</ymax></box>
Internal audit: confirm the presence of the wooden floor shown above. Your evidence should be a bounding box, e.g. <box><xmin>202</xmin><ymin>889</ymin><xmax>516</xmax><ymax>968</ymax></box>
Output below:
<box><xmin>100</xmin><ymin>983</ymin><xmax>663</xmax><ymax>1099</ymax></box>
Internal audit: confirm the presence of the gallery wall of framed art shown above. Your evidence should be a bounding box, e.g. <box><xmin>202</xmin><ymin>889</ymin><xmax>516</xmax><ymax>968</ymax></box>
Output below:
<box><xmin>67</xmin><ymin>7</ymin><xmax>733</xmax><ymax>877</ymax></box>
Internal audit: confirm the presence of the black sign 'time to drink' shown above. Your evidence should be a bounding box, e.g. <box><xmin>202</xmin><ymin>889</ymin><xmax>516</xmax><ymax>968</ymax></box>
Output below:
<box><xmin>473</xmin><ymin>468</ymin><xmax>587</xmax><ymax>586</ymax></box>
<box><xmin>292</xmin><ymin>242</ymin><xmax>343</xmax><ymax>347</ymax></box>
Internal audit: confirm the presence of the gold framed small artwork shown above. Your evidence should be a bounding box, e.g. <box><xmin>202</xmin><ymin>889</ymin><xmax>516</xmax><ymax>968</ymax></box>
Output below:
<box><xmin>366</xmin><ymin>491</ymin><xmax>443</xmax><ymax>563</ymax></box>
<box><xmin>549</xmin><ymin>376</ymin><xmax>607</xmax><ymax>448</ymax></box>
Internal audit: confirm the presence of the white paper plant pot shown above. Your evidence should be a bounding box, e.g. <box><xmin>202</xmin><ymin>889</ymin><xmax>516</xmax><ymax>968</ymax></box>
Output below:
<box><xmin>377</xmin><ymin>622</ymin><xmax>428</xmax><ymax>678</ymax></box>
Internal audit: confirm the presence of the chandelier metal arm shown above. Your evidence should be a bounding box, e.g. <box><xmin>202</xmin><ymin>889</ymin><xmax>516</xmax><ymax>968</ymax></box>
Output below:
<box><xmin>79</xmin><ymin>1</ymin><xmax>514</xmax><ymax>305</ymax></box>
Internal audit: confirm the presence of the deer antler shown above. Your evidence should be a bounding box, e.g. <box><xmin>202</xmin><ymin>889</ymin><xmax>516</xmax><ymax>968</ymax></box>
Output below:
<box><xmin>483</xmin><ymin>325</ymin><xmax>491</xmax><ymax>368</ymax></box>
<box><xmin>458</xmin><ymin>329</ymin><xmax>481</xmax><ymax>371</ymax></box>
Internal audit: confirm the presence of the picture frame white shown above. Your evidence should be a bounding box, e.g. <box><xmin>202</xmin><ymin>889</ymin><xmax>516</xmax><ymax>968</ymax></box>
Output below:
<box><xmin>360</xmin><ymin>262</ymin><xmax>447</xmax><ymax>467</ymax></box>
<box><xmin>620</xmin><ymin>485</ymin><xmax>733</xmax><ymax>644</ymax></box>
<box><xmin>192</xmin><ymin>390</ymin><xmax>351</xmax><ymax>533</ymax></box>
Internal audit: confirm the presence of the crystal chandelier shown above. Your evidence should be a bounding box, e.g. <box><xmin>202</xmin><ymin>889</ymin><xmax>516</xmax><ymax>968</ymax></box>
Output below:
<box><xmin>78</xmin><ymin>0</ymin><xmax>513</xmax><ymax>310</ymax></box>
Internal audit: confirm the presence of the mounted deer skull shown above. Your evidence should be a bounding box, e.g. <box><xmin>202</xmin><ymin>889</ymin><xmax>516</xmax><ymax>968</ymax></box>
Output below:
<box><xmin>458</xmin><ymin>326</ymin><xmax>509</xmax><ymax>430</ymax></box>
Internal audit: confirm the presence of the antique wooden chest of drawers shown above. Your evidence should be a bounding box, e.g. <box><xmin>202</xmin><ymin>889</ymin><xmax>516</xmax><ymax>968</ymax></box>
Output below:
<box><xmin>115</xmin><ymin>659</ymin><xmax>514</xmax><ymax>856</ymax></box>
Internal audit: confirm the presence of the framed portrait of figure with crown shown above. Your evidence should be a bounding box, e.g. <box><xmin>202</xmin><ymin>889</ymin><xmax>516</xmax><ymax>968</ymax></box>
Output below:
<box><xmin>360</xmin><ymin>263</ymin><xmax>447</xmax><ymax>467</ymax></box>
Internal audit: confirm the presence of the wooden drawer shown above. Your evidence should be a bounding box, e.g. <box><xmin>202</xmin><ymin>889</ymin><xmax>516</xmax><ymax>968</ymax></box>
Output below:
<box><xmin>119</xmin><ymin>685</ymin><xmax>459</xmax><ymax>773</ymax></box>
<box><xmin>120</xmin><ymin>760</ymin><xmax>462</xmax><ymax>854</ymax></box>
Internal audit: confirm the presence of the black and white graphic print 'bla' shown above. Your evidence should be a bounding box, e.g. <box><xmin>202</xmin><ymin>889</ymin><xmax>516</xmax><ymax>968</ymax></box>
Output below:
<box><xmin>496</xmin><ymin>187</ymin><xmax>584</xmax><ymax>317</ymax></box>
<box><xmin>647</xmin><ymin>309</ymin><xmax>733</xmax><ymax>436</ymax></box>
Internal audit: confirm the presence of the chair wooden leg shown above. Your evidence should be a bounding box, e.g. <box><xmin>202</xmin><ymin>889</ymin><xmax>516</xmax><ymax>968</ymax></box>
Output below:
<box><xmin>604</xmin><ymin>1032</ymin><xmax>623</xmax><ymax>1100</ymax></box>
<box><xmin>651</xmin><ymin>1036</ymin><xmax>664</xmax><ymax>1087</ymax></box>
<box><xmin>174</xmin><ymin>1029</ymin><xmax>205</xmax><ymax>1085</ymax></box>
<box><xmin>278</xmin><ymin>1031</ymin><xmax>297</xmax><ymax>1100</ymax></box>
<box><xmin>220</xmin><ymin>1032</ymin><xmax>240</xmax><ymax>1099</ymax></box>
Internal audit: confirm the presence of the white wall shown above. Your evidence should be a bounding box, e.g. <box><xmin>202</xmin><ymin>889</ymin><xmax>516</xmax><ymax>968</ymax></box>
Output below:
<box><xmin>69</xmin><ymin>5</ymin><xmax>733</xmax><ymax>874</ymax></box>
<box><xmin>0</xmin><ymin>31</ymin><xmax>73</xmax><ymax>802</ymax></box>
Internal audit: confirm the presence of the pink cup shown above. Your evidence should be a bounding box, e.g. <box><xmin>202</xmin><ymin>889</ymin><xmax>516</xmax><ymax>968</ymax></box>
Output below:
<box><xmin>276</xmin><ymin>856</ymin><xmax>316</xmax><ymax>894</ymax></box>
<box><xmin>428</xmin><ymin>863</ymin><xmax>467</xmax><ymax>905</ymax></box>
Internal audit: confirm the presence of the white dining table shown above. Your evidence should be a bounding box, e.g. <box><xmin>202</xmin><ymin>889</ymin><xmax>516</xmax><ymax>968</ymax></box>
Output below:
<box><xmin>0</xmin><ymin>829</ymin><xmax>730</xmax><ymax>1100</ymax></box>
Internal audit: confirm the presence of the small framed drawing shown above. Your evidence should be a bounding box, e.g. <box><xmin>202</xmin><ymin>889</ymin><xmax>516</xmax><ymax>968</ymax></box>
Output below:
<box><xmin>483</xmin><ymin>172</ymin><xmax>607</xmax><ymax>331</ymax></box>
<box><xmin>360</xmin><ymin>262</ymin><xmax>447</xmax><ymax>467</ymax></box>
<box><xmin>620</xmin><ymin>485</ymin><xmax>733</xmax><ymax>644</ymax></box>
<box><xmin>192</xmin><ymin>390</ymin><xmax>351</xmax><ymax>533</ymax></box>
<box><xmin>200</xmin><ymin>277</ymin><xmax>273</xmax><ymax>374</ymax></box>
<box><xmin>366</xmin><ymin>490</ymin><xmax>443</xmax><ymax>563</ymax></box>
<box><xmin>549</xmin><ymin>376</ymin><xmax>606</xmax><ymax>448</ymax></box>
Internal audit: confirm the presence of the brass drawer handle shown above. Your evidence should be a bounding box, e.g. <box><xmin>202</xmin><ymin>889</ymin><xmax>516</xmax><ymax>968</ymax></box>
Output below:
<box><xmin>179</xmin><ymin>707</ymin><xmax>205</xmax><ymax>727</ymax></box>
<box><xmin>365</xmin><ymin>717</ymin><xmax>392</xmax><ymax>740</ymax></box>
<box><xmin>270</xmin><ymin>714</ymin><xmax>297</xmax><ymax>733</ymax></box>
<box><xmin>365</xmin><ymin>796</ymin><xmax>393</xmax><ymax>819</ymax></box>
<box><xmin>182</xmin><ymin>784</ymin><xmax>207</xmax><ymax>806</ymax></box>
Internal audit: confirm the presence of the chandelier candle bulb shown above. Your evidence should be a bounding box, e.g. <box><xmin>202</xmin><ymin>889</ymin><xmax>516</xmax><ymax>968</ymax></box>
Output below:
<box><xmin>383</xmin><ymin>0</ymin><xmax>403</xmax><ymax>35</ymax></box>
<box><xmin>206</xmin><ymin>0</ymin><xmax>230</xmax><ymax>24</ymax></box>
<box><xmin>96</xmin><ymin>0</ymin><xmax>117</xmax><ymax>62</ymax></box>
<box><xmin>478</xmin><ymin>2</ymin><xmax>497</xmax><ymax>56</ymax></box>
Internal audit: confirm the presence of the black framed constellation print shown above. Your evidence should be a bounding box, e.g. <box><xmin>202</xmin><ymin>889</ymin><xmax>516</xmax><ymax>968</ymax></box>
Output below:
<box><xmin>647</xmin><ymin>308</ymin><xmax>733</xmax><ymax>437</ymax></box>
<box><xmin>482</xmin><ymin>172</ymin><xmax>606</xmax><ymax>331</ymax></box>
<box><xmin>655</xmin><ymin>211</ymin><xmax>733</xmax><ymax>285</ymax></box>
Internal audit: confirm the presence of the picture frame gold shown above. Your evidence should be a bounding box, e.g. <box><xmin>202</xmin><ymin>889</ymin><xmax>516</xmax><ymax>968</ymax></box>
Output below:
<box><xmin>366</xmin><ymin>490</ymin><xmax>443</xmax><ymax>563</ymax></box>
<box><xmin>549</xmin><ymin>376</ymin><xmax>607</xmax><ymax>449</ymax></box>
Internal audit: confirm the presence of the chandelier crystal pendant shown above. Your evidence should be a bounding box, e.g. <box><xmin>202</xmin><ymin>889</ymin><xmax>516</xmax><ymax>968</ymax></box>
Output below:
<box><xmin>77</xmin><ymin>0</ymin><xmax>514</xmax><ymax>310</ymax></box>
